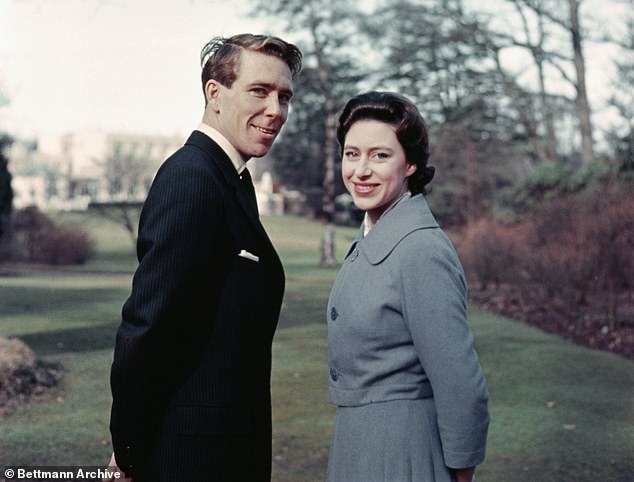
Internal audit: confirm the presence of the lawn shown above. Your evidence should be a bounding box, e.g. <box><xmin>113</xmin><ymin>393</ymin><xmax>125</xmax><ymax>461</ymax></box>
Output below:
<box><xmin>0</xmin><ymin>214</ymin><xmax>632</xmax><ymax>482</ymax></box>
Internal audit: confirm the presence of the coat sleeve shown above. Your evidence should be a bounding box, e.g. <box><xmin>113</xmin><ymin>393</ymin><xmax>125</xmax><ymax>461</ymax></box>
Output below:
<box><xmin>398</xmin><ymin>229</ymin><xmax>489</xmax><ymax>469</ymax></box>
<box><xmin>109</xmin><ymin>156</ymin><xmax>226</xmax><ymax>475</ymax></box>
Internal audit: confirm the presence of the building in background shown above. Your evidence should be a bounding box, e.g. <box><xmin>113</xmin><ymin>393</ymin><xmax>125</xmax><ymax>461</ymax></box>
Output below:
<box><xmin>8</xmin><ymin>130</ymin><xmax>291</xmax><ymax>215</ymax></box>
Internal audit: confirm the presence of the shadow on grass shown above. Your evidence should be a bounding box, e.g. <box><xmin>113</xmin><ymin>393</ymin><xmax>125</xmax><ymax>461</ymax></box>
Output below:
<box><xmin>11</xmin><ymin>322</ymin><xmax>118</xmax><ymax>356</ymax></box>
<box><xmin>0</xmin><ymin>286</ymin><xmax>127</xmax><ymax>318</ymax></box>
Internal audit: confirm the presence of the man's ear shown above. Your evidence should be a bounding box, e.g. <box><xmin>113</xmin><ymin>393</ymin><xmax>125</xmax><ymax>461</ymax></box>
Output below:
<box><xmin>204</xmin><ymin>79</ymin><xmax>221</xmax><ymax>112</ymax></box>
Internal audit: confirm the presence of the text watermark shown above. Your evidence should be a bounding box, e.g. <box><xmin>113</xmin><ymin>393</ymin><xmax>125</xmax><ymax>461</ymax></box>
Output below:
<box><xmin>3</xmin><ymin>467</ymin><xmax>124</xmax><ymax>481</ymax></box>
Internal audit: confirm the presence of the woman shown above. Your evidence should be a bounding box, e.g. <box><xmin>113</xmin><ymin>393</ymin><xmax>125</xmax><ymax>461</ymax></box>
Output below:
<box><xmin>327</xmin><ymin>91</ymin><xmax>489</xmax><ymax>482</ymax></box>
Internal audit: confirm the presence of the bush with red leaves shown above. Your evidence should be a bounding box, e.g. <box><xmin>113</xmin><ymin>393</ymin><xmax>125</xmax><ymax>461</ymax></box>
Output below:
<box><xmin>10</xmin><ymin>207</ymin><xmax>95</xmax><ymax>265</ymax></box>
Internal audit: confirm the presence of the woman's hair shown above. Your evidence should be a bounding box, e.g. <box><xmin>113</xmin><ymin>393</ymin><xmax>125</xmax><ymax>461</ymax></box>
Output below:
<box><xmin>336</xmin><ymin>91</ymin><xmax>435</xmax><ymax>195</ymax></box>
<box><xmin>200</xmin><ymin>34</ymin><xmax>303</xmax><ymax>103</ymax></box>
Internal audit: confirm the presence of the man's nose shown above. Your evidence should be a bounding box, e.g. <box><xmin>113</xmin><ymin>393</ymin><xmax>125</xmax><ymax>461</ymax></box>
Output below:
<box><xmin>265</xmin><ymin>94</ymin><xmax>282</xmax><ymax>118</ymax></box>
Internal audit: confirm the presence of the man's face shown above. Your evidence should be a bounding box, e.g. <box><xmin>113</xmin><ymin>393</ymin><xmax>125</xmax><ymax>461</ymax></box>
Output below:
<box><xmin>207</xmin><ymin>49</ymin><xmax>294</xmax><ymax>161</ymax></box>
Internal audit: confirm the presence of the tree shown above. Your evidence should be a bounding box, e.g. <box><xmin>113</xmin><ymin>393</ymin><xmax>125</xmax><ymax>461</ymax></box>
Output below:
<box><xmin>363</xmin><ymin>0</ymin><xmax>522</xmax><ymax>224</ymax></box>
<box><xmin>491</xmin><ymin>0</ymin><xmax>560</xmax><ymax>163</ymax></box>
<box><xmin>497</xmin><ymin>0</ymin><xmax>595</xmax><ymax>163</ymax></box>
<box><xmin>565</xmin><ymin>0</ymin><xmax>594</xmax><ymax>163</ymax></box>
<box><xmin>0</xmin><ymin>133</ymin><xmax>14</xmax><ymax>258</ymax></box>
<box><xmin>249</xmin><ymin>0</ymin><xmax>366</xmax><ymax>265</ymax></box>
<box><xmin>89</xmin><ymin>151</ymin><xmax>149</xmax><ymax>249</ymax></box>
<box><xmin>607</xmin><ymin>17</ymin><xmax>634</xmax><ymax>173</ymax></box>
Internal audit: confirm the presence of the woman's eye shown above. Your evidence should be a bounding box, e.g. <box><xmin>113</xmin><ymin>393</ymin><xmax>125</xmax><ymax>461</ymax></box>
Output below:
<box><xmin>373</xmin><ymin>152</ymin><xmax>390</xmax><ymax>160</ymax></box>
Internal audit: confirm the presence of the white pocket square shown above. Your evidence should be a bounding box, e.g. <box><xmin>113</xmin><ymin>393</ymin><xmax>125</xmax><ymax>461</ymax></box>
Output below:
<box><xmin>238</xmin><ymin>249</ymin><xmax>259</xmax><ymax>262</ymax></box>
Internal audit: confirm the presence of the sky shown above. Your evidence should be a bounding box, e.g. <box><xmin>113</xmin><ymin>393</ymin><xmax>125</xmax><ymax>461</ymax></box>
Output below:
<box><xmin>0</xmin><ymin>0</ymin><xmax>278</xmax><ymax>140</ymax></box>
<box><xmin>0</xmin><ymin>0</ymin><xmax>630</xmax><ymax>145</ymax></box>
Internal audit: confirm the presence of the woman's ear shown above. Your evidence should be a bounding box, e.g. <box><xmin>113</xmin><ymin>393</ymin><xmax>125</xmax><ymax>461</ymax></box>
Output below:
<box><xmin>405</xmin><ymin>162</ymin><xmax>418</xmax><ymax>178</ymax></box>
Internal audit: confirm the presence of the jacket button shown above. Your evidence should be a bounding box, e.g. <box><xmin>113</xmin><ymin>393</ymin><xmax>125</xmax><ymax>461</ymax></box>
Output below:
<box><xmin>330</xmin><ymin>307</ymin><xmax>338</xmax><ymax>321</ymax></box>
<box><xmin>329</xmin><ymin>367</ymin><xmax>339</xmax><ymax>381</ymax></box>
<box><xmin>350</xmin><ymin>249</ymin><xmax>359</xmax><ymax>261</ymax></box>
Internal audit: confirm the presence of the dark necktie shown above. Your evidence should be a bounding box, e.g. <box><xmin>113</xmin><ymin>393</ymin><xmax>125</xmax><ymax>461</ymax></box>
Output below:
<box><xmin>239</xmin><ymin>168</ymin><xmax>259</xmax><ymax>216</ymax></box>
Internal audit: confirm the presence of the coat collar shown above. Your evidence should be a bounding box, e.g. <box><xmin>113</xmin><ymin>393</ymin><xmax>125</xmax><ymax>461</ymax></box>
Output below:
<box><xmin>185</xmin><ymin>130</ymin><xmax>241</xmax><ymax>188</ymax></box>
<box><xmin>184</xmin><ymin>131</ymin><xmax>269</xmax><ymax>241</ymax></box>
<box><xmin>348</xmin><ymin>194</ymin><xmax>439</xmax><ymax>265</ymax></box>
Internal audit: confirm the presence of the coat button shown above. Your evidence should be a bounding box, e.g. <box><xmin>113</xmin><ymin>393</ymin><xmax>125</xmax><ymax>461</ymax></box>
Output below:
<box><xmin>330</xmin><ymin>307</ymin><xmax>338</xmax><ymax>321</ymax></box>
<box><xmin>329</xmin><ymin>367</ymin><xmax>339</xmax><ymax>381</ymax></box>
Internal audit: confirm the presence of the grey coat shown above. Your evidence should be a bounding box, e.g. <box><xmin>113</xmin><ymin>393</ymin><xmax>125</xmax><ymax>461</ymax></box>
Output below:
<box><xmin>327</xmin><ymin>194</ymin><xmax>489</xmax><ymax>470</ymax></box>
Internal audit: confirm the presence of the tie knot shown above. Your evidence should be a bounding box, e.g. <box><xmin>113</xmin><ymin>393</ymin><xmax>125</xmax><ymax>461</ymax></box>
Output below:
<box><xmin>240</xmin><ymin>168</ymin><xmax>252</xmax><ymax>183</ymax></box>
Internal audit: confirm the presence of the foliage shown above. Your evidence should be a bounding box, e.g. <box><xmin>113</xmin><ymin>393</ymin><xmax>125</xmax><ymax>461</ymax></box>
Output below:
<box><xmin>0</xmin><ymin>133</ymin><xmax>14</xmax><ymax>253</ymax></box>
<box><xmin>250</xmin><ymin>0</ymin><xmax>367</xmax><ymax>217</ymax></box>
<box><xmin>527</xmin><ymin>183</ymin><xmax>634</xmax><ymax>326</ymax></box>
<box><xmin>503</xmin><ymin>158</ymin><xmax>616</xmax><ymax>211</ymax></box>
<box><xmin>246</xmin><ymin>0</ymin><xmax>632</xmax><ymax>227</ymax></box>
<box><xmin>457</xmin><ymin>217</ymin><xmax>528</xmax><ymax>290</ymax></box>
<box><xmin>611</xmin><ymin>130</ymin><xmax>634</xmax><ymax>174</ymax></box>
<box><xmin>462</xmin><ymin>179</ymin><xmax>634</xmax><ymax>329</ymax></box>
<box><xmin>607</xmin><ymin>17</ymin><xmax>634</xmax><ymax>174</ymax></box>
<box><xmin>11</xmin><ymin>207</ymin><xmax>95</xmax><ymax>265</ymax></box>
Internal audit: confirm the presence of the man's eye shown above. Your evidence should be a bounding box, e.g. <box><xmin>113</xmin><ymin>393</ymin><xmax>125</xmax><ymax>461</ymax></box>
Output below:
<box><xmin>252</xmin><ymin>88</ymin><xmax>267</xmax><ymax>96</ymax></box>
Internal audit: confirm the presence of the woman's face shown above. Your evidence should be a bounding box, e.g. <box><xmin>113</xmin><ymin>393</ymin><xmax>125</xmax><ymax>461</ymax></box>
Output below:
<box><xmin>342</xmin><ymin>119</ymin><xmax>417</xmax><ymax>225</ymax></box>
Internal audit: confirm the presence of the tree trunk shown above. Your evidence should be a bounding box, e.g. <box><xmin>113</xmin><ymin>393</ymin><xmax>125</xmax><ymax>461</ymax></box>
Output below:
<box><xmin>495</xmin><ymin>52</ymin><xmax>549</xmax><ymax>164</ymax></box>
<box><xmin>310</xmin><ymin>11</ymin><xmax>337</xmax><ymax>267</ymax></box>
<box><xmin>320</xmin><ymin>107</ymin><xmax>337</xmax><ymax>267</ymax></box>
<box><xmin>537</xmin><ymin>60</ymin><xmax>558</xmax><ymax>161</ymax></box>
<box><xmin>568</xmin><ymin>0</ymin><xmax>594</xmax><ymax>163</ymax></box>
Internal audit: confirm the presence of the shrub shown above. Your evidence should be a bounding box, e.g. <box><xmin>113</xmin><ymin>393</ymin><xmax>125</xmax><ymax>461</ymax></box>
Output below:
<box><xmin>11</xmin><ymin>207</ymin><xmax>95</xmax><ymax>265</ymax></box>
<box><xmin>523</xmin><ymin>182</ymin><xmax>634</xmax><ymax>327</ymax></box>
<box><xmin>583</xmin><ymin>184</ymin><xmax>634</xmax><ymax>326</ymax></box>
<box><xmin>27</xmin><ymin>224</ymin><xmax>95</xmax><ymax>265</ymax></box>
<box><xmin>461</xmin><ymin>179</ymin><xmax>634</xmax><ymax>330</ymax></box>
<box><xmin>457</xmin><ymin>218</ymin><xmax>527</xmax><ymax>290</ymax></box>
<box><xmin>524</xmin><ymin>197</ymin><xmax>596</xmax><ymax>306</ymax></box>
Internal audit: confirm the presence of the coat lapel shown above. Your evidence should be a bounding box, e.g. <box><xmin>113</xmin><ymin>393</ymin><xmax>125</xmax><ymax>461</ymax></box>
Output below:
<box><xmin>360</xmin><ymin>194</ymin><xmax>439</xmax><ymax>265</ymax></box>
<box><xmin>184</xmin><ymin>131</ymin><xmax>271</xmax><ymax>242</ymax></box>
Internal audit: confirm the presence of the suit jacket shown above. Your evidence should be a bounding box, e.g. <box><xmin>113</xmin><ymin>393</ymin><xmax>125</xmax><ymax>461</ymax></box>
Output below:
<box><xmin>110</xmin><ymin>131</ymin><xmax>285</xmax><ymax>481</ymax></box>
<box><xmin>327</xmin><ymin>194</ymin><xmax>489</xmax><ymax>469</ymax></box>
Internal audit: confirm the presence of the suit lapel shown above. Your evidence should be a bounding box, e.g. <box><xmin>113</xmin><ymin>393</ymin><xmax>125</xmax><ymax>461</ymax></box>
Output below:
<box><xmin>184</xmin><ymin>131</ymin><xmax>271</xmax><ymax>243</ymax></box>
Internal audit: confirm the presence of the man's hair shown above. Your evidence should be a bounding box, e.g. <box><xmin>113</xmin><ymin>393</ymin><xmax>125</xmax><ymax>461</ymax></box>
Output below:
<box><xmin>200</xmin><ymin>33</ymin><xmax>303</xmax><ymax>101</ymax></box>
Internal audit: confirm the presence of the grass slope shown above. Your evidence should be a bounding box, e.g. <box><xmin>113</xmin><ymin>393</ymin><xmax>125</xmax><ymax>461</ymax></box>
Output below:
<box><xmin>0</xmin><ymin>214</ymin><xmax>631</xmax><ymax>482</ymax></box>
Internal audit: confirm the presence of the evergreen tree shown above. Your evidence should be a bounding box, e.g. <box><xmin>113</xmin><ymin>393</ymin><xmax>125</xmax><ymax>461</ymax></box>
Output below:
<box><xmin>0</xmin><ymin>133</ymin><xmax>14</xmax><ymax>253</ymax></box>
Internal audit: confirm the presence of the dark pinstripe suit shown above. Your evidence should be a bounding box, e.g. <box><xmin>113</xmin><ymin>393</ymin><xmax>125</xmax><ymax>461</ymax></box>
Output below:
<box><xmin>109</xmin><ymin>131</ymin><xmax>285</xmax><ymax>481</ymax></box>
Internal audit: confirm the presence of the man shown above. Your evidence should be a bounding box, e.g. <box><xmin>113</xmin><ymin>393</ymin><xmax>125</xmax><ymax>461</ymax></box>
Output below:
<box><xmin>107</xmin><ymin>34</ymin><xmax>302</xmax><ymax>482</ymax></box>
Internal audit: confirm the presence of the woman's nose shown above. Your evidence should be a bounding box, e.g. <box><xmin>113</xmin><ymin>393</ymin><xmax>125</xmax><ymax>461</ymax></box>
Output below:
<box><xmin>354</xmin><ymin>158</ymin><xmax>371</xmax><ymax>177</ymax></box>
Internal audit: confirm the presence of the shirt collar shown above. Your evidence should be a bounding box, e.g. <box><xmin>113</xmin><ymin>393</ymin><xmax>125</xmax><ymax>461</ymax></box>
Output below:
<box><xmin>196</xmin><ymin>122</ymin><xmax>247</xmax><ymax>174</ymax></box>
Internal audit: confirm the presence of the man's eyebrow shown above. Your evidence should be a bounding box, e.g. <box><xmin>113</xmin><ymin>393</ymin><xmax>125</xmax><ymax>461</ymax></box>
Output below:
<box><xmin>250</xmin><ymin>82</ymin><xmax>294</xmax><ymax>96</ymax></box>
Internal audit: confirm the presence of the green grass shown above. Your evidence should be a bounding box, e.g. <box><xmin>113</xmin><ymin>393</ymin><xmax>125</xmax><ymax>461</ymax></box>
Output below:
<box><xmin>0</xmin><ymin>214</ymin><xmax>632</xmax><ymax>482</ymax></box>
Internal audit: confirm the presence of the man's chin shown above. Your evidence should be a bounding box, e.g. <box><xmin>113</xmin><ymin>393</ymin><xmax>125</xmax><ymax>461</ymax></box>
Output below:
<box><xmin>250</xmin><ymin>145</ymin><xmax>274</xmax><ymax>158</ymax></box>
